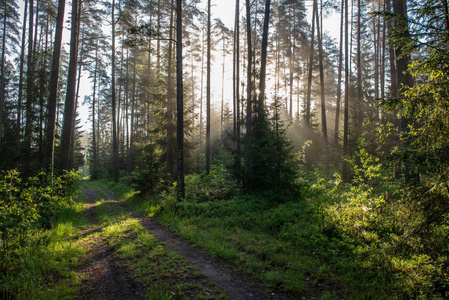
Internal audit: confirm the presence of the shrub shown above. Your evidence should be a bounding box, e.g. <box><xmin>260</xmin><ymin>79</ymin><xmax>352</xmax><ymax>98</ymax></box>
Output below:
<box><xmin>0</xmin><ymin>170</ymin><xmax>81</xmax><ymax>264</ymax></box>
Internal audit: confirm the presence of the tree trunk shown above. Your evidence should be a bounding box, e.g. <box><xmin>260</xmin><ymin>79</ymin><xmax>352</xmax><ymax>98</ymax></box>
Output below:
<box><xmin>60</xmin><ymin>0</ymin><xmax>80</xmax><ymax>171</ymax></box>
<box><xmin>0</xmin><ymin>0</ymin><xmax>7</xmax><ymax>152</ymax></box>
<box><xmin>176</xmin><ymin>0</ymin><xmax>185</xmax><ymax>201</ymax></box>
<box><xmin>206</xmin><ymin>0</ymin><xmax>211</xmax><ymax>174</ymax></box>
<box><xmin>199</xmin><ymin>28</ymin><xmax>204</xmax><ymax>147</ymax></box>
<box><xmin>221</xmin><ymin>37</ymin><xmax>225</xmax><ymax>139</ymax></box>
<box><xmin>15</xmin><ymin>0</ymin><xmax>28</xmax><ymax>168</ymax></box>
<box><xmin>334</xmin><ymin>0</ymin><xmax>344</xmax><ymax>147</ymax></box>
<box><xmin>245</xmin><ymin>0</ymin><xmax>252</xmax><ymax>151</ymax></box>
<box><xmin>129</xmin><ymin>50</ymin><xmax>137</xmax><ymax>174</ymax></box>
<box><xmin>315</xmin><ymin>0</ymin><xmax>329</xmax><ymax>176</ymax></box>
<box><xmin>24</xmin><ymin>0</ymin><xmax>35</xmax><ymax>175</ymax></box>
<box><xmin>305</xmin><ymin>1</ymin><xmax>316</xmax><ymax>127</ymax></box>
<box><xmin>43</xmin><ymin>0</ymin><xmax>65</xmax><ymax>173</ymax></box>
<box><xmin>91</xmin><ymin>46</ymin><xmax>98</xmax><ymax>179</ymax></box>
<box><xmin>356</xmin><ymin>0</ymin><xmax>362</xmax><ymax>128</ymax></box>
<box><xmin>111</xmin><ymin>0</ymin><xmax>119</xmax><ymax>182</ymax></box>
<box><xmin>393</xmin><ymin>0</ymin><xmax>417</xmax><ymax>185</ymax></box>
<box><xmin>166</xmin><ymin>0</ymin><xmax>174</xmax><ymax>176</ymax></box>
<box><xmin>258</xmin><ymin>0</ymin><xmax>271</xmax><ymax>114</ymax></box>
<box><xmin>343</xmin><ymin>0</ymin><xmax>350</xmax><ymax>182</ymax></box>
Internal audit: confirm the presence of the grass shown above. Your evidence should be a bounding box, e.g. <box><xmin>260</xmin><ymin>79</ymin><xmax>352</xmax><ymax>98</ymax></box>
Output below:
<box><xmin>120</xmin><ymin>165</ymin><xmax>449</xmax><ymax>299</ymax></box>
<box><xmin>0</xmin><ymin>193</ymin><xmax>89</xmax><ymax>299</ymax></box>
<box><xmin>92</xmin><ymin>190</ymin><xmax>228</xmax><ymax>299</ymax></box>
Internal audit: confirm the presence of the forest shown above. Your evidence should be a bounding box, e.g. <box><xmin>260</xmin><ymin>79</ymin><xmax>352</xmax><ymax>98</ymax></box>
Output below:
<box><xmin>1</xmin><ymin>0</ymin><xmax>449</xmax><ymax>298</ymax></box>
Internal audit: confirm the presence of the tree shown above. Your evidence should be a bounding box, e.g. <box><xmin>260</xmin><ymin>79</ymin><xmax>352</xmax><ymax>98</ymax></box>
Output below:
<box><xmin>342</xmin><ymin>0</ymin><xmax>350</xmax><ymax>182</ymax></box>
<box><xmin>314</xmin><ymin>0</ymin><xmax>329</xmax><ymax>176</ymax></box>
<box><xmin>305</xmin><ymin>0</ymin><xmax>317</xmax><ymax>129</ymax></box>
<box><xmin>334</xmin><ymin>0</ymin><xmax>344</xmax><ymax>147</ymax></box>
<box><xmin>15</xmin><ymin>0</ymin><xmax>28</xmax><ymax>168</ymax></box>
<box><xmin>206</xmin><ymin>0</ymin><xmax>211</xmax><ymax>174</ymax></box>
<box><xmin>24</xmin><ymin>0</ymin><xmax>35</xmax><ymax>175</ymax></box>
<box><xmin>176</xmin><ymin>0</ymin><xmax>184</xmax><ymax>201</ymax></box>
<box><xmin>167</xmin><ymin>0</ymin><xmax>174</xmax><ymax>176</ymax></box>
<box><xmin>245</xmin><ymin>0</ymin><xmax>252</xmax><ymax>153</ymax></box>
<box><xmin>0</xmin><ymin>0</ymin><xmax>20</xmax><ymax>158</ymax></box>
<box><xmin>43</xmin><ymin>0</ymin><xmax>66</xmax><ymax>173</ymax></box>
<box><xmin>258</xmin><ymin>0</ymin><xmax>271</xmax><ymax>112</ymax></box>
<box><xmin>111</xmin><ymin>0</ymin><xmax>119</xmax><ymax>182</ymax></box>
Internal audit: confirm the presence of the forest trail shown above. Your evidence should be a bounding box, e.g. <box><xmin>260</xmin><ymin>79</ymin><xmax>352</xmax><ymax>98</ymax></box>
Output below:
<box><xmin>75</xmin><ymin>183</ymin><xmax>289</xmax><ymax>299</ymax></box>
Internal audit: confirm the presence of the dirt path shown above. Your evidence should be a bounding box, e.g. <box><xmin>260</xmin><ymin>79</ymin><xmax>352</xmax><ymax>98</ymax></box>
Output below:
<box><xmin>75</xmin><ymin>185</ymin><xmax>291</xmax><ymax>300</ymax></box>
<box><xmin>75</xmin><ymin>189</ymin><xmax>146</xmax><ymax>300</ymax></box>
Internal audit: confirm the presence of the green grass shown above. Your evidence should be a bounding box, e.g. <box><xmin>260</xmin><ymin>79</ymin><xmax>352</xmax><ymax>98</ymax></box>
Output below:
<box><xmin>93</xmin><ymin>193</ymin><xmax>227</xmax><ymax>299</ymax></box>
<box><xmin>0</xmin><ymin>198</ymin><xmax>88</xmax><ymax>299</ymax></box>
<box><xmin>119</xmin><ymin>167</ymin><xmax>449</xmax><ymax>299</ymax></box>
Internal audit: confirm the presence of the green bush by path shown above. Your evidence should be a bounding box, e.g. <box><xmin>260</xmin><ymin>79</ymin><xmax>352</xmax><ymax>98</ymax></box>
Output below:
<box><xmin>0</xmin><ymin>170</ymin><xmax>85</xmax><ymax>299</ymax></box>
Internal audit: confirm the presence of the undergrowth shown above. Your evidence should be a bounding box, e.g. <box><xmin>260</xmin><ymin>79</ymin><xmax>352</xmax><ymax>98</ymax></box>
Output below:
<box><xmin>0</xmin><ymin>170</ymin><xmax>85</xmax><ymax>299</ymax></box>
<box><xmin>123</xmin><ymin>154</ymin><xmax>449</xmax><ymax>299</ymax></box>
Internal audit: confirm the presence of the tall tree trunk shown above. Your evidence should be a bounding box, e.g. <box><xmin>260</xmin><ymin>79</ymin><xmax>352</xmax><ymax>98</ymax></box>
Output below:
<box><xmin>356</xmin><ymin>0</ymin><xmax>362</xmax><ymax>127</ymax></box>
<box><xmin>91</xmin><ymin>46</ymin><xmax>98</xmax><ymax>179</ymax></box>
<box><xmin>43</xmin><ymin>0</ymin><xmax>65</xmax><ymax>172</ymax></box>
<box><xmin>176</xmin><ymin>0</ymin><xmax>185</xmax><ymax>201</ymax></box>
<box><xmin>130</xmin><ymin>51</ymin><xmax>137</xmax><ymax>174</ymax></box>
<box><xmin>111</xmin><ymin>0</ymin><xmax>119</xmax><ymax>182</ymax></box>
<box><xmin>245</xmin><ymin>0</ymin><xmax>252</xmax><ymax>151</ymax></box>
<box><xmin>15</xmin><ymin>0</ymin><xmax>28</xmax><ymax>168</ymax></box>
<box><xmin>233</xmin><ymin>0</ymin><xmax>241</xmax><ymax>176</ymax></box>
<box><xmin>258</xmin><ymin>0</ymin><xmax>271</xmax><ymax>114</ymax></box>
<box><xmin>24</xmin><ymin>0</ymin><xmax>35</xmax><ymax>175</ymax></box>
<box><xmin>199</xmin><ymin>28</ymin><xmax>204</xmax><ymax>147</ymax></box>
<box><xmin>305</xmin><ymin>0</ymin><xmax>316</xmax><ymax>127</ymax></box>
<box><xmin>206</xmin><ymin>0</ymin><xmax>211</xmax><ymax>174</ymax></box>
<box><xmin>60</xmin><ymin>0</ymin><xmax>80</xmax><ymax>171</ymax></box>
<box><xmin>166</xmin><ymin>0</ymin><xmax>174</xmax><ymax>176</ymax></box>
<box><xmin>236</xmin><ymin>0</ymin><xmax>240</xmax><ymax>152</ymax></box>
<box><xmin>334</xmin><ymin>0</ymin><xmax>344</xmax><ymax>147</ymax></box>
<box><xmin>221</xmin><ymin>37</ymin><xmax>225</xmax><ymax>139</ymax></box>
<box><xmin>0</xmin><ymin>0</ymin><xmax>7</xmax><ymax>152</ymax></box>
<box><xmin>393</xmin><ymin>0</ymin><xmax>417</xmax><ymax>184</ymax></box>
<box><xmin>315</xmin><ymin>0</ymin><xmax>329</xmax><ymax>176</ymax></box>
<box><xmin>343</xmin><ymin>0</ymin><xmax>350</xmax><ymax>182</ymax></box>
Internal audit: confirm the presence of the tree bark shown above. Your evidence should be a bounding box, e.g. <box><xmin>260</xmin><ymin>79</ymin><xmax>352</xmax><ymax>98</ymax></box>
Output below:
<box><xmin>166</xmin><ymin>0</ymin><xmax>174</xmax><ymax>176</ymax></box>
<box><xmin>206</xmin><ymin>0</ymin><xmax>211</xmax><ymax>174</ymax></box>
<box><xmin>176</xmin><ymin>0</ymin><xmax>185</xmax><ymax>201</ymax></box>
<box><xmin>245</xmin><ymin>0</ymin><xmax>252</xmax><ymax>151</ymax></box>
<box><xmin>315</xmin><ymin>0</ymin><xmax>329</xmax><ymax>176</ymax></box>
<box><xmin>0</xmin><ymin>0</ymin><xmax>7</xmax><ymax>152</ymax></box>
<box><xmin>15</xmin><ymin>0</ymin><xmax>28</xmax><ymax>168</ymax></box>
<box><xmin>334</xmin><ymin>0</ymin><xmax>344</xmax><ymax>147</ymax></box>
<box><xmin>24</xmin><ymin>0</ymin><xmax>35</xmax><ymax>175</ymax></box>
<box><xmin>356</xmin><ymin>0</ymin><xmax>362</xmax><ymax>127</ymax></box>
<box><xmin>43</xmin><ymin>0</ymin><xmax>65</xmax><ymax>172</ymax></box>
<box><xmin>60</xmin><ymin>0</ymin><xmax>80</xmax><ymax>171</ymax></box>
<box><xmin>393</xmin><ymin>0</ymin><xmax>417</xmax><ymax>185</ymax></box>
<box><xmin>305</xmin><ymin>1</ymin><xmax>316</xmax><ymax>127</ymax></box>
<box><xmin>258</xmin><ymin>0</ymin><xmax>271</xmax><ymax>114</ymax></box>
<box><xmin>343</xmin><ymin>0</ymin><xmax>350</xmax><ymax>182</ymax></box>
<box><xmin>91</xmin><ymin>45</ymin><xmax>98</xmax><ymax>179</ymax></box>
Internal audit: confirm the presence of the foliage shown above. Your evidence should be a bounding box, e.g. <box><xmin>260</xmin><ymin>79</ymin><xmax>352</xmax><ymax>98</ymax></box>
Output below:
<box><xmin>129</xmin><ymin>138</ymin><xmax>449</xmax><ymax>298</ymax></box>
<box><xmin>131</xmin><ymin>143</ymin><xmax>169</xmax><ymax>195</ymax></box>
<box><xmin>0</xmin><ymin>170</ymin><xmax>82</xmax><ymax>264</ymax></box>
<box><xmin>234</xmin><ymin>103</ymin><xmax>300</xmax><ymax>193</ymax></box>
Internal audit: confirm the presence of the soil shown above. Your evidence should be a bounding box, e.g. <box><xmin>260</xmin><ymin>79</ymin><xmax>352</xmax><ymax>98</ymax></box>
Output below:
<box><xmin>75</xmin><ymin>189</ymin><xmax>146</xmax><ymax>300</ymax></box>
<box><xmin>75</xmin><ymin>186</ymin><xmax>293</xmax><ymax>300</ymax></box>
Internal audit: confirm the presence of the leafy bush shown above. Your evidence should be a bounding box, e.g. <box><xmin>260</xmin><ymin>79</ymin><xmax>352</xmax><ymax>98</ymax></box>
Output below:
<box><xmin>0</xmin><ymin>170</ymin><xmax>81</xmax><ymax>264</ymax></box>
